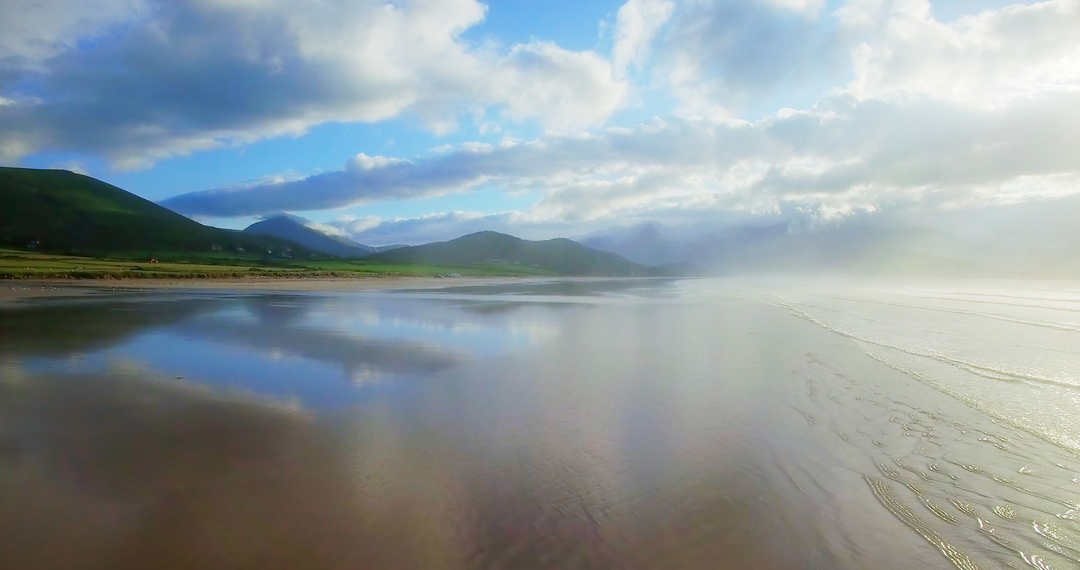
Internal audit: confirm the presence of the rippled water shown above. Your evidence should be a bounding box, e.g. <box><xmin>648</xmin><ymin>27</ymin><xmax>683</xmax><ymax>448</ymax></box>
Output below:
<box><xmin>1</xmin><ymin>279</ymin><xmax>1079</xmax><ymax>570</ymax></box>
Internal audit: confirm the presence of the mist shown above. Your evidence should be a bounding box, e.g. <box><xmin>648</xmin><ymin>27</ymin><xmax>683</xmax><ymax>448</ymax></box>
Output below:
<box><xmin>576</xmin><ymin>193</ymin><xmax>1080</xmax><ymax>277</ymax></box>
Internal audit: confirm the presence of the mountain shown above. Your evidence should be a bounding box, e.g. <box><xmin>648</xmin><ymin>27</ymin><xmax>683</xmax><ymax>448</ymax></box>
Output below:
<box><xmin>0</xmin><ymin>167</ymin><xmax>308</xmax><ymax>257</ymax></box>
<box><xmin>243</xmin><ymin>215</ymin><xmax>402</xmax><ymax>258</ymax></box>
<box><xmin>365</xmin><ymin>231</ymin><xmax>665</xmax><ymax>276</ymax></box>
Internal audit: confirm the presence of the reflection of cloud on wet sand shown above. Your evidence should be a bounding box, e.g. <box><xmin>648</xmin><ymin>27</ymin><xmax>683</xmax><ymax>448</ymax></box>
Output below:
<box><xmin>0</xmin><ymin>361</ymin><xmax>832</xmax><ymax>570</ymax></box>
<box><xmin>0</xmin><ymin>369</ymin><xmax>417</xmax><ymax>570</ymax></box>
<box><xmin>176</xmin><ymin>317</ymin><xmax>465</xmax><ymax>381</ymax></box>
<box><xmin>0</xmin><ymin>299</ymin><xmax>215</xmax><ymax>358</ymax></box>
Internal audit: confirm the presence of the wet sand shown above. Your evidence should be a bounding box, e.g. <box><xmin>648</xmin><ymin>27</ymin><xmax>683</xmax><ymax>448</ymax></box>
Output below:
<box><xmin>0</xmin><ymin>283</ymin><xmax>93</xmax><ymax>301</ymax></box>
<box><xmin>0</xmin><ymin>276</ymin><xmax>653</xmax><ymax>302</ymax></box>
<box><xmin>2</xmin><ymin>281</ymin><xmax>1079</xmax><ymax>569</ymax></box>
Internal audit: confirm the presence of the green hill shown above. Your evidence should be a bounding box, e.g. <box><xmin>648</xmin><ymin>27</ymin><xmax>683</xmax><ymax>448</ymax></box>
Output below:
<box><xmin>0</xmin><ymin>168</ymin><xmax>674</xmax><ymax>278</ymax></box>
<box><xmin>0</xmin><ymin>167</ymin><xmax>306</xmax><ymax>258</ymax></box>
<box><xmin>364</xmin><ymin>231</ymin><xmax>665</xmax><ymax>276</ymax></box>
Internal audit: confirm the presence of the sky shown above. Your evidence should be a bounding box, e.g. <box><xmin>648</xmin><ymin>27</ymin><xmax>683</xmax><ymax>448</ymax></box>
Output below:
<box><xmin>1</xmin><ymin>0</ymin><xmax>1078</xmax><ymax>246</ymax></box>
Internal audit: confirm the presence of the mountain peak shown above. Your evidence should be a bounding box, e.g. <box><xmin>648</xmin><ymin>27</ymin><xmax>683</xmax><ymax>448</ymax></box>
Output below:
<box><xmin>243</xmin><ymin>216</ymin><xmax>371</xmax><ymax>257</ymax></box>
<box><xmin>243</xmin><ymin>215</ymin><xmax>406</xmax><ymax>257</ymax></box>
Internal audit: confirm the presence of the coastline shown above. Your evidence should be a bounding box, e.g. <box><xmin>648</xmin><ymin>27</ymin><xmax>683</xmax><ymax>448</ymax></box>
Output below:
<box><xmin>0</xmin><ymin>282</ymin><xmax>1037</xmax><ymax>570</ymax></box>
<box><xmin>0</xmin><ymin>275</ymin><xmax>665</xmax><ymax>302</ymax></box>
<box><xmin>4</xmin><ymin>277</ymin><xmax>1077</xmax><ymax>569</ymax></box>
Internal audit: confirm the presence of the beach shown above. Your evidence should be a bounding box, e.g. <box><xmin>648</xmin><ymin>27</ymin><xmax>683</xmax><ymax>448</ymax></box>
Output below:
<box><xmin>0</xmin><ymin>276</ymin><xmax>644</xmax><ymax>304</ymax></box>
<box><xmin>2</xmin><ymin>278</ymin><xmax>1079</xmax><ymax>569</ymax></box>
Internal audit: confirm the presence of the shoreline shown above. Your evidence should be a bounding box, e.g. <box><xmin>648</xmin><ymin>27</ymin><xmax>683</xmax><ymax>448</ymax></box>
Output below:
<box><xmin>0</xmin><ymin>275</ymin><xmax>668</xmax><ymax>302</ymax></box>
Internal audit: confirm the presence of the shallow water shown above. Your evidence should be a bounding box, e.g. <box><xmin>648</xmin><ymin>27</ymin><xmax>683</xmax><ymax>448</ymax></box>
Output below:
<box><xmin>1</xmin><ymin>279</ymin><xmax>1079</xmax><ymax>569</ymax></box>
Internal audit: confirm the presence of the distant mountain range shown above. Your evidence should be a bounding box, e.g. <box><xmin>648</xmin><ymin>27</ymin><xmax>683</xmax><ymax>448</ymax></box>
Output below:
<box><xmin>0</xmin><ymin>167</ymin><xmax>307</xmax><ymax>258</ymax></box>
<box><xmin>0</xmin><ymin>168</ymin><xmax>667</xmax><ymax>276</ymax></box>
<box><xmin>6</xmin><ymin>167</ymin><xmax>1076</xmax><ymax>279</ymax></box>
<box><xmin>243</xmin><ymin>216</ymin><xmax>404</xmax><ymax>258</ymax></box>
<box><xmin>242</xmin><ymin>218</ymin><xmax>680</xmax><ymax>276</ymax></box>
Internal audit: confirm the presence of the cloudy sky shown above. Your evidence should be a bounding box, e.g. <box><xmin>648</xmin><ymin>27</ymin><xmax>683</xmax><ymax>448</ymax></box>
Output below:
<box><xmin>2</xmin><ymin>0</ymin><xmax>1078</xmax><ymax>245</ymax></box>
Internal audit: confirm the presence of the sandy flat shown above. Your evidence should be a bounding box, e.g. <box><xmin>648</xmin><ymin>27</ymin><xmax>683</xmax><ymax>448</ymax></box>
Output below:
<box><xmin>0</xmin><ymin>283</ymin><xmax>92</xmax><ymax>301</ymax></box>
<box><xmin>0</xmin><ymin>286</ymin><xmax>1002</xmax><ymax>570</ymax></box>
<box><xmin>0</xmin><ymin>275</ymin><xmax>639</xmax><ymax>302</ymax></box>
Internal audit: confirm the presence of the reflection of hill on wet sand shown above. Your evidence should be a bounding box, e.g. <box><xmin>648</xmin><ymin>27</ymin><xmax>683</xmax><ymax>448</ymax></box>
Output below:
<box><xmin>0</xmin><ymin>295</ymin><xmax>465</xmax><ymax>381</ymax></box>
<box><xmin>0</xmin><ymin>298</ymin><xmax>218</xmax><ymax>357</ymax></box>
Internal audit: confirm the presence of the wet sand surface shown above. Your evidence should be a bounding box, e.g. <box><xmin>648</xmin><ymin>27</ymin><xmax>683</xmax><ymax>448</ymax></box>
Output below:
<box><xmin>0</xmin><ymin>276</ymin><xmax>632</xmax><ymax>299</ymax></box>
<box><xmin>0</xmin><ymin>283</ymin><xmax>92</xmax><ymax>302</ymax></box>
<box><xmin>1</xmin><ymin>279</ymin><xmax>1079</xmax><ymax>569</ymax></box>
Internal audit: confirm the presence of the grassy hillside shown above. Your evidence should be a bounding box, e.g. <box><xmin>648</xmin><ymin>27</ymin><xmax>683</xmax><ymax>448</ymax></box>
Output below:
<box><xmin>365</xmin><ymin>231</ymin><xmax>661</xmax><ymax>276</ymax></box>
<box><xmin>0</xmin><ymin>168</ymin><xmax>664</xmax><ymax>279</ymax></box>
<box><xmin>0</xmin><ymin>167</ymin><xmax>306</xmax><ymax>259</ymax></box>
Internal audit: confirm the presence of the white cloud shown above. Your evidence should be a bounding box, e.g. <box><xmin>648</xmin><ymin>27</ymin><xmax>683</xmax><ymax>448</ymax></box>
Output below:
<box><xmin>9</xmin><ymin>0</ymin><xmax>1080</xmax><ymax>251</ymax></box>
<box><xmin>760</xmin><ymin>0</ymin><xmax>827</xmax><ymax>15</ymax></box>
<box><xmin>490</xmin><ymin>42</ymin><xmax>626</xmax><ymax>132</ymax></box>
<box><xmin>0</xmin><ymin>0</ymin><xmax>145</xmax><ymax>63</ymax></box>
<box><xmin>0</xmin><ymin>0</ymin><xmax>628</xmax><ymax>166</ymax></box>
<box><xmin>834</xmin><ymin>0</ymin><xmax>885</xmax><ymax>27</ymax></box>
<box><xmin>848</xmin><ymin>0</ymin><xmax>1080</xmax><ymax>108</ymax></box>
<box><xmin>612</xmin><ymin>0</ymin><xmax>675</xmax><ymax>75</ymax></box>
<box><xmin>49</xmin><ymin>160</ymin><xmax>88</xmax><ymax>175</ymax></box>
<box><xmin>302</xmin><ymin>219</ymin><xmax>354</xmax><ymax>239</ymax></box>
<box><xmin>655</xmin><ymin>0</ymin><xmax>833</xmax><ymax>118</ymax></box>
<box><xmin>349</xmin><ymin>154</ymin><xmax>405</xmax><ymax>172</ymax></box>
<box><xmin>164</xmin><ymin>88</ymin><xmax>1080</xmax><ymax>234</ymax></box>
<box><xmin>336</xmin><ymin>215</ymin><xmax>384</xmax><ymax>236</ymax></box>
<box><xmin>255</xmin><ymin>211</ymin><xmax>358</xmax><ymax>239</ymax></box>
<box><xmin>653</xmin><ymin>0</ymin><xmax>1080</xmax><ymax>119</ymax></box>
<box><xmin>335</xmin><ymin>211</ymin><xmax>529</xmax><ymax>245</ymax></box>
